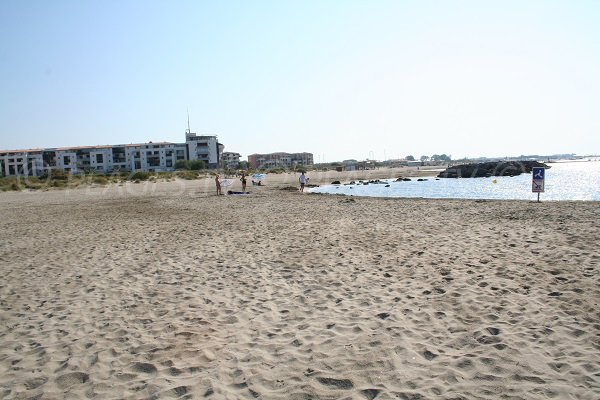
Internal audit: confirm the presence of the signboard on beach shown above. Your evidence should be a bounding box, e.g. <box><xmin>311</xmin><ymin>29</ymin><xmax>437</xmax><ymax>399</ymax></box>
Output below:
<box><xmin>532</xmin><ymin>167</ymin><xmax>545</xmax><ymax>193</ymax></box>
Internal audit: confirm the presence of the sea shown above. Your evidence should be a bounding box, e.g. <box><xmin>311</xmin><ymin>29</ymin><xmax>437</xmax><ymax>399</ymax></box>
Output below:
<box><xmin>309</xmin><ymin>160</ymin><xmax>600</xmax><ymax>201</ymax></box>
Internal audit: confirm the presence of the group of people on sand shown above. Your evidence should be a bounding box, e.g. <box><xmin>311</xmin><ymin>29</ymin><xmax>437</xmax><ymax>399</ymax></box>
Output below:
<box><xmin>214</xmin><ymin>172</ymin><xmax>309</xmax><ymax>195</ymax></box>
<box><xmin>214</xmin><ymin>173</ymin><xmax>245</xmax><ymax>196</ymax></box>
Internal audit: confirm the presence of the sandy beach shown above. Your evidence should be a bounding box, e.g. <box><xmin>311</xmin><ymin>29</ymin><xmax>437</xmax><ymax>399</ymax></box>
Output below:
<box><xmin>1</xmin><ymin>171</ymin><xmax>599</xmax><ymax>399</ymax></box>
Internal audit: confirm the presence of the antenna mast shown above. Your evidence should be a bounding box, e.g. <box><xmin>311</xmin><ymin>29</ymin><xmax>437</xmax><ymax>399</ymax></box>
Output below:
<box><xmin>186</xmin><ymin>108</ymin><xmax>191</xmax><ymax>134</ymax></box>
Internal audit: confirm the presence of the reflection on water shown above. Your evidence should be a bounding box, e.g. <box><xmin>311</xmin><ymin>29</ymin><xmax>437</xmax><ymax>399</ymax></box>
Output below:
<box><xmin>309</xmin><ymin>161</ymin><xmax>600</xmax><ymax>201</ymax></box>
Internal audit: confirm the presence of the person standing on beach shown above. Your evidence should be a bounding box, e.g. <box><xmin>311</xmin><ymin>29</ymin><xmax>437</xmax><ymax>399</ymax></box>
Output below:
<box><xmin>299</xmin><ymin>172</ymin><xmax>307</xmax><ymax>192</ymax></box>
<box><xmin>215</xmin><ymin>174</ymin><xmax>222</xmax><ymax>195</ymax></box>
<box><xmin>241</xmin><ymin>173</ymin><xmax>247</xmax><ymax>192</ymax></box>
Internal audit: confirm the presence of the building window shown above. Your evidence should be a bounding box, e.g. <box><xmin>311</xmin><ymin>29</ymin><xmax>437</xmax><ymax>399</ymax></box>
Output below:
<box><xmin>64</xmin><ymin>156</ymin><xmax>71</xmax><ymax>164</ymax></box>
<box><xmin>112</xmin><ymin>147</ymin><xmax>126</xmax><ymax>163</ymax></box>
<box><xmin>96</xmin><ymin>154</ymin><xmax>103</xmax><ymax>163</ymax></box>
<box><xmin>147</xmin><ymin>156</ymin><xmax>160</xmax><ymax>167</ymax></box>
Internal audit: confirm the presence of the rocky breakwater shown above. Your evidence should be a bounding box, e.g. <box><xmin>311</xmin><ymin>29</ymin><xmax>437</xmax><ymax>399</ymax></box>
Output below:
<box><xmin>438</xmin><ymin>161</ymin><xmax>550</xmax><ymax>178</ymax></box>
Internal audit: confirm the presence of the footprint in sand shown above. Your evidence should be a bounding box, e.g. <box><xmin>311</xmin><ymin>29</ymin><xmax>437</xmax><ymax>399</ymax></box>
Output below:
<box><xmin>317</xmin><ymin>377</ymin><xmax>354</xmax><ymax>389</ymax></box>
<box><xmin>55</xmin><ymin>372</ymin><xmax>89</xmax><ymax>389</ymax></box>
<box><xmin>423</xmin><ymin>350</ymin><xmax>438</xmax><ymax>360</ymax></box>
<box><xmin>132</xmin><ymin>362</ymin><xmax>158</xmax><ymax>374</ymax></box>
<box><xmin>24</xmin><ymin>376</ymin><xmax>48</xmax><ymax>390</ymax></box>
<box><xmin>361</xmin><ymin>388</ymin><xmax>381</xmax><ymax>399</ymax></box>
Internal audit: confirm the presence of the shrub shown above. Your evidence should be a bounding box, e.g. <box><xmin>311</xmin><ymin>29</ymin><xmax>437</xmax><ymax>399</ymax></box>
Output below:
<box><xmin>156</xmin><ymin>172</ymin><xmax>173</xmax><ymax>179</ymax></box>
<box><xmin>269</xmin><ymin>168</ymin><xmax>286</xmax><ymax>174</ymax></box>
<box><xmin>93</xmin><ymin>176</ymin><xmax>109</xmax><ymax>185</ymax></box>
<box><xmin>175</xmin><ymin>160</ymin><xmax>190</xmax><ymax>170</ymax></box>
<box><xmin>39</xmin><ymin>169</ymin><xmax>70</xmax><ymax>180</ymax></box>
<box><xmin>23</xmin><ymin>178</ymin><xmax>43</xmax><ymax>190</ymax></box>
<box><xmin>176</xmin><ymin>171</ymin><xmax>199</xmax><ymax>180</ymax></box>
<box><xmin>189</xmin><ymin>160</ymin><xmax>205</xmax><ymax>170</ymax></box>
<box><xmin>130</xmin><ymin>172</ymin><xmax>151</xmax><ymax>181</ymax></box>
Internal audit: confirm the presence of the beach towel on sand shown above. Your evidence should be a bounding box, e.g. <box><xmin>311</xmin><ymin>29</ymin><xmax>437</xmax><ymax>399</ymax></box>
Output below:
<box><xmin>227</xmin><ymin>191</ymin><xmax>250</xmax><ymax>195</ymax></box>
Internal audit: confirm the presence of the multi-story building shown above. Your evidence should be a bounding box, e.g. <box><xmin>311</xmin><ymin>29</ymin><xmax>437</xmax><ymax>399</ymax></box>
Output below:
<box><xmin>185</xmin><ymin>132</ymin><xmax>223</xmax><ymax>169</ymax></box>
<box><xmin>0</xmin><ymin>131</ymin><xmax>223</xmax><ymax>177</ymax></box>
<box><xmin>248</xmin><ymin>152</ymin><xmax>313</xmax><ymax>169</ymax></box>
<box><xmin>221</xmin><ymin>152</ymin><xmax>241</xmax><ymax>169</ymax></box>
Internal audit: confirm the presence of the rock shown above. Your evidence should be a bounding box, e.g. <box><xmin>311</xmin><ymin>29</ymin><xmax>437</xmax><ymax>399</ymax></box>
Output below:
<box><xmin>438</xmin><ymin>161</ymin><xmax>549</xmax><ymax>178</ymax></box>
<box><xmin>331</xmin><ymin>181</ymin><xmax>341</xmax><ymax>185</ymax></box>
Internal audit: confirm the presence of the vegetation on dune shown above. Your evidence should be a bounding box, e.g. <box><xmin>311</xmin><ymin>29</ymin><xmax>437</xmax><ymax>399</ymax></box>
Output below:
<box><xmin>130</xmin><ymin>171</ymin><xmax>151</xmax><ymax>181</ymax></box>
<box><xmin>0</xmin><ymin>168</ymin><xmax>212</xmax><ymax>191</ymax></box>
<box><xmin>175</xmin><ymin>171</ymin><xmax>199</xmax><ymax>180</ymax></box>
<box><xmin>175</xmin><ymin>160</ymin><xmax>205</xmax><ymax>170</ymax></box>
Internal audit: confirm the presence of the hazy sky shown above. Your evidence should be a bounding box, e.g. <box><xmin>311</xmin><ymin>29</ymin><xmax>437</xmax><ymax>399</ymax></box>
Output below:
<box><xmin>1</xmin><ymin>0</ymin><xmax>598</xmax><ymax>161</ymax></box>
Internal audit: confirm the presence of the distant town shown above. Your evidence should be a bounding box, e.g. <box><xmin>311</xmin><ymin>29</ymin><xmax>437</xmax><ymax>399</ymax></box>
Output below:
<box><xmin>0</xmin><ymin>129</ymin><xmax>595</xmax><ymax>178</ymax></box>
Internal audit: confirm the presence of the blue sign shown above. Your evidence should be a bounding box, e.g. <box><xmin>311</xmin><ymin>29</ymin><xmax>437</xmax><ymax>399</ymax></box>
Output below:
<box><xmin>532</xmin><ymin>167</ymin><xmax>545</xmax><ymax>193</ymax></box>
<box><xmin>532</xmin><ymin>167</ymin><xmax>545</xmax><ymax>180</ymax></box>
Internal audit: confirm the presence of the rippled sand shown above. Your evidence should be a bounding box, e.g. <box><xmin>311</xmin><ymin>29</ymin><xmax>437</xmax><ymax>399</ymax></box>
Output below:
<box><xmin>1</xmin><ymin>174</ymin><xmax>598</xmax><ymax>399</ymax></box>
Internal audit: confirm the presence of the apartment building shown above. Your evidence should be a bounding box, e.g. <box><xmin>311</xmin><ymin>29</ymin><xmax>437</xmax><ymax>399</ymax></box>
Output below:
<box><xmin>247</xmin><ymin>152</ymin><xmax>313</xmax><ymax>169</ymax></box>
<box><xmin>185</xmin><ymin>132</ymin><xmax>223</xmax><ymax>169</ymax></box>
<box><xmin>1</xmin><ymin>132</ymin><xmax>223</xmax><ymax>177</ymax></box>
<box><xmin>221</xmin><ymin>152</ymin><xmax>241</xmax><ymax>169</ymax></box>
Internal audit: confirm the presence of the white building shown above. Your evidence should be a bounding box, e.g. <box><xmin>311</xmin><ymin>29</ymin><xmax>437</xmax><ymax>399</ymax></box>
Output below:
<box><xmin>185</xmin><ymin>132</ymin><xmax>223</xmax><ymax>169</ymax></box>
<box><xmin>1</xmin><ymin>131</ymin><xmax>223</xmax><ymax>177</ymax></box>
<box><xmin>248</xmin><ymin>152</ymin><xmax>313</xmax><ymax>169</ymax></box>
<box><xmin>221</xmin><ymin>152</ymin><xmax>241</xmax><ymax>169</ymax></box>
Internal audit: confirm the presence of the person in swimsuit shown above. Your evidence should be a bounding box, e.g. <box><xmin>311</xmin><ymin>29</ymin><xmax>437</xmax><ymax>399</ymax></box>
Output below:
<box><xmin>215</xmin><ymin>174</ymin><xmax>222</xmax><ymax>195</ymax></box>
<box><xmin>241</xmin><ymin>173</ymin><xmax>247</xmax><ymax>192</ymax></box>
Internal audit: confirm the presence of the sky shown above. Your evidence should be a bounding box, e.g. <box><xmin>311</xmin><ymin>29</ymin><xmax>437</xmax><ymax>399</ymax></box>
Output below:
<box><xmin>0</xmin><ymin>0</ymin><xmax>598</xmax><ymax>162</ymax></box>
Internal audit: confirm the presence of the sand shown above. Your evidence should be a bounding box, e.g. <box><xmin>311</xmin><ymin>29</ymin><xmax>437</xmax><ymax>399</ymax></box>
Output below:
<box><xmin>0</xmin><ymin>170</ymin><xmax>599</xmax><ymax>399</ymax></box>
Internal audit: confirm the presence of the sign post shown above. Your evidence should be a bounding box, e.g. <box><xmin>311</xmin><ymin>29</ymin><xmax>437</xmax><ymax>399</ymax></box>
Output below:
<box><xmin>532</xmin><ymin>167</ymin><xmax>545</xmax><ymax>202</ymax></box>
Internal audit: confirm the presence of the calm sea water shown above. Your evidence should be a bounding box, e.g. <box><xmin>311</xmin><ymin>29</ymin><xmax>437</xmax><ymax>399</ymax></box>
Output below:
<box><xmin>309</xmin><ymin>160</ymin><xmax>600</xmax><ymax>201</ymax></box>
